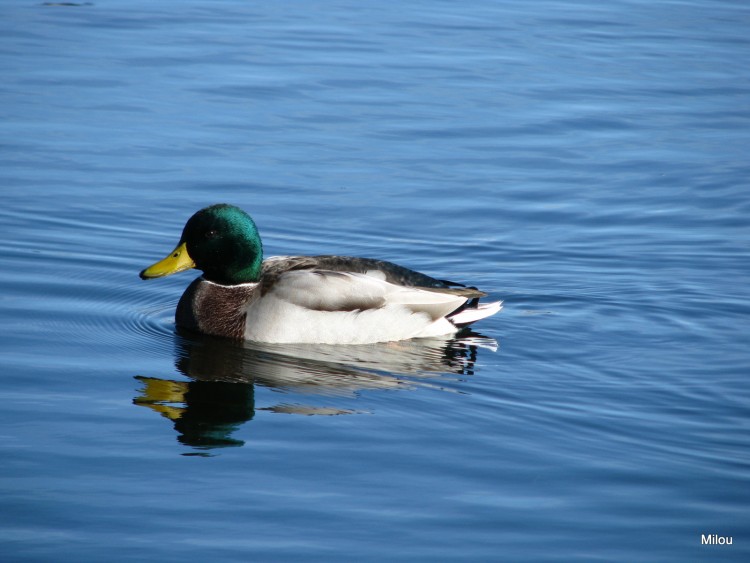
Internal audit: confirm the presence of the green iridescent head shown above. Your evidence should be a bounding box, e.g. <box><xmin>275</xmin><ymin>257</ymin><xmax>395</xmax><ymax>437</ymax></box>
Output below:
<box><xmin>140</xmin><ymin>204</ymin><xmax>264</xmax><ymax>285</ymax></box>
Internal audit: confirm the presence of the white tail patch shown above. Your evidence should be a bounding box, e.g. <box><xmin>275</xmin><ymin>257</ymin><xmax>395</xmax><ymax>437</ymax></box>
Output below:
<box><xmin>449</xmin><ymin>300</ymin><xmax>503</xmax><ymax>326</ymax></box>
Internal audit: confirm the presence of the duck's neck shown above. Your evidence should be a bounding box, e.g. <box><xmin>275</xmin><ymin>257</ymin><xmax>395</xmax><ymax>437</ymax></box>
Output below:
<box><xmin>231</xmin><ymin>249</ymin><xmax>263</xmax><ymax>284</ymax></box>
<box><xmin>204</xmin><ymin>237</ymin><xmax>263</xmax><ymax>285</ymax></box>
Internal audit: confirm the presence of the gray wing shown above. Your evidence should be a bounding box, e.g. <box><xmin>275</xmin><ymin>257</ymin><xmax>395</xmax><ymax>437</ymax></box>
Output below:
<box><xmin>260</xmin><ymin>255</ymin><xmax>485</xmax><ymax>298</ymax></box>
<box><xmin>264</xmin><ymin>269</ymin><xmax>468</xmax><ymax>321</ymax></box>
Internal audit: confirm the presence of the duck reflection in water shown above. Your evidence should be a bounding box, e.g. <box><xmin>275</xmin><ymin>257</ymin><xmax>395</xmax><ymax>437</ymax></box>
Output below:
<box><xmin>134</xmin><ymin>328</ymin><xmax>497</xmax><ymax>451</ymax></box>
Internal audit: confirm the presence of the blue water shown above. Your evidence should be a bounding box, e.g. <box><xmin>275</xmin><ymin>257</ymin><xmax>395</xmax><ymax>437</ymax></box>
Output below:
<box><xmin>2</xmin><ymin>1</ymin><xmax>749</xmax><ymax>560</ymax></box>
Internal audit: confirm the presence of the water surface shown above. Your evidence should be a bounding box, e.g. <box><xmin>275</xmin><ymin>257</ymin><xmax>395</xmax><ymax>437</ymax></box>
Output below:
<box><xmin>1</xmin><ymin>1</ymin><xmax>749</xmax><ymax>561</ymax></box>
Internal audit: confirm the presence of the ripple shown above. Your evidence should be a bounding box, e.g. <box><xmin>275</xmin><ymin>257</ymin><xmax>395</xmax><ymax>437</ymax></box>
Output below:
<box><xmin>125</xmin><ymin>300</ymin><xmax>177</xmax><ymax>348</ymax></box>
<box><xmin>25</xmin><ymin>264</ymin><xmax>181</xmax><ymax>359</ymax></box>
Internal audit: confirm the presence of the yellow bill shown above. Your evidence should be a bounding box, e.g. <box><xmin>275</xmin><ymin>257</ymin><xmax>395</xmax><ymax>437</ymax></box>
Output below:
<box><xmin>139</xmin><ymin>241</ymin><xmax>195</xmax><ymax>279</ymax></box>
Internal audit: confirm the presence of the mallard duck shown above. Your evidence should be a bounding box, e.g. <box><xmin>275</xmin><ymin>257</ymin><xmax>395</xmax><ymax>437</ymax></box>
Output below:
<box><xmin>140</xmin><ymin>204</ymin><xmax>502</xmax><ymax>344</ymax></box>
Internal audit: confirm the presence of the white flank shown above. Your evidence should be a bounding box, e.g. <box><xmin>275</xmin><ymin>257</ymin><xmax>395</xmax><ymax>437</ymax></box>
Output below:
<box><xmin>243</xmin><ymin>270</ymin><xmax>472</xmax><ymax>344</ymax></box>
<box><xmin>236</xmin><ymin>269</ymin><xmax>502</xmax><ymax>344</ymax></box>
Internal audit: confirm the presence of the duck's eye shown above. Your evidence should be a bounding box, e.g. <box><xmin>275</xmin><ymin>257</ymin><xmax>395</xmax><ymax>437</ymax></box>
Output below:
<box><xmin>205</xmin><ymin>230</ymin><xmax>218</xmax><ymax>239</ymax></box>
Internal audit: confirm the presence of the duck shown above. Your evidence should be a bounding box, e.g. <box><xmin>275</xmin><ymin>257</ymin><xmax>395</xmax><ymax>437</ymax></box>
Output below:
<box><xmin>140</xmin><ymin>204</ymin><xmax>502</xmax><ymax>344</ymax></box>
